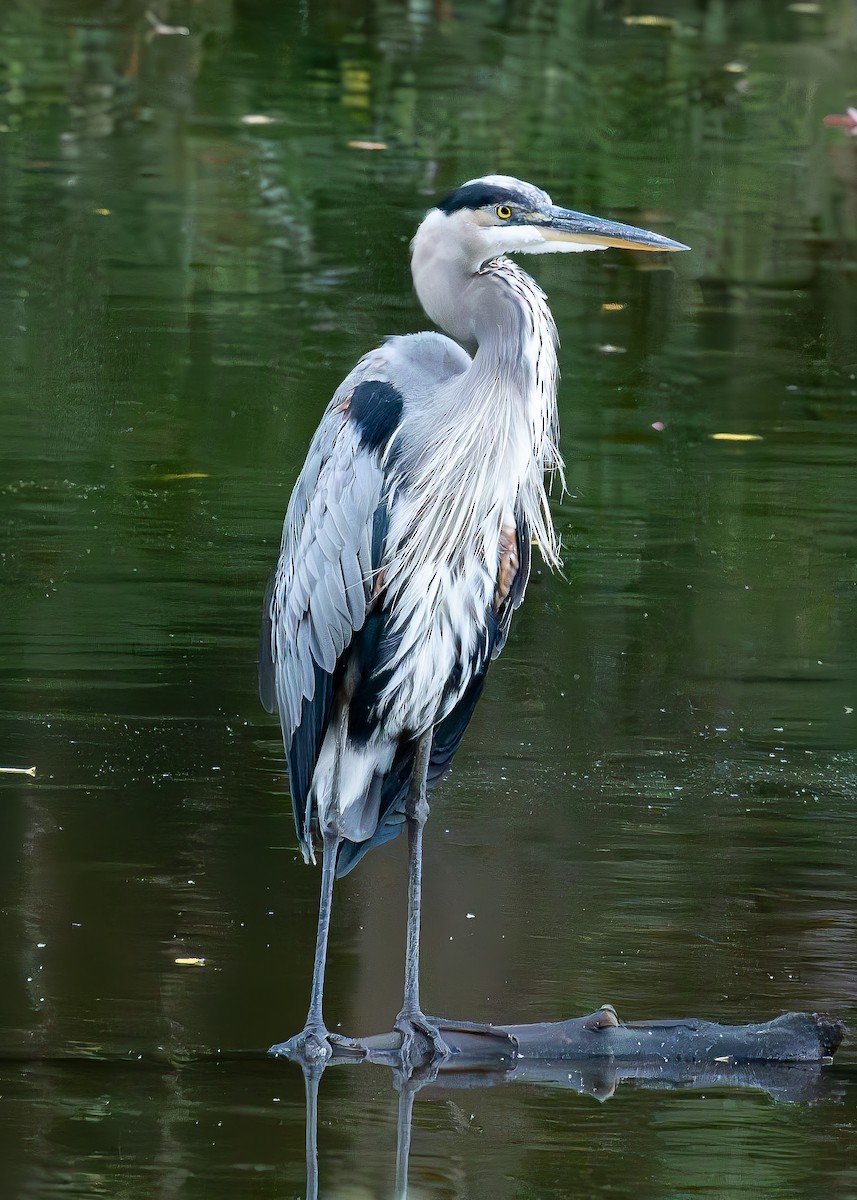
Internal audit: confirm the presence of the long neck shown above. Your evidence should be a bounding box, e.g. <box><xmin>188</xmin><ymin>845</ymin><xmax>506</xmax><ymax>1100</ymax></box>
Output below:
<box><xmin>408</xmin><ymin>238</ymin><xmax>564</xmax><ymax>570</ymax></box>
<box><xmin>465</xmin><ymin>259</ymin><xmax>561</xmax><ymax>478</ymax></box>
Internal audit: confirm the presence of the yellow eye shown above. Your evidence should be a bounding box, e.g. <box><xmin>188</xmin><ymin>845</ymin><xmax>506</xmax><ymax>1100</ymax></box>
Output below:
<box><xmin>496</xmin><ymin>205</ymin><xmax>512</xmax><ymax>220</ymax></box>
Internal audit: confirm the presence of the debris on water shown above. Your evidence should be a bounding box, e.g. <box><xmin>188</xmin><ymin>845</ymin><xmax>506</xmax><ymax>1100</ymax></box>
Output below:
<box><xmin>623</xmin><ymin>14</ymin><xmax>678</xmax><ymax>29</ymax></box>
<box><xmin>0</xmin><ymin>765</ymin><xmax>36</xmax><ymax>776</ymax></box>
<box><xmin>710</xmin><ymin>433</ymin><xmax>763</xmax><ymax>442</ymax></box>
<box><xmin>146</xmin><ymin>10</ymin><xmax>190</xmax><ymax>36</ymax></box>
<box><xmin>175</xmin><ymin>957</ymin><xmax>206</xmax><ymax>967</ymax></box>
<box><xmin>824</xmin><ymin>107</ymin><xmax>857</xmax><ymax>135</ymax></box>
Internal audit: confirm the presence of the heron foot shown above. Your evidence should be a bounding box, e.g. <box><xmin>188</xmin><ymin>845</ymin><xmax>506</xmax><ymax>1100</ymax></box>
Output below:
<box><xmin>395</xmin><ymin>1009</ymin><xmax>455</xmax><ymax>1075</ymax></box>
<box><xmin>269</xmin><ymin>1024</ymin><xmax>365</xmax><ymax>1064</ymax></box>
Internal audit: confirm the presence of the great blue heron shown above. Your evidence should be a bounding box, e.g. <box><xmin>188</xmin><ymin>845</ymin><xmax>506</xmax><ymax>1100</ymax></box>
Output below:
<box><xmin>260</xmin><ymin>175</ymin><xmax>688</xmax><ymax>1067</ymax></box>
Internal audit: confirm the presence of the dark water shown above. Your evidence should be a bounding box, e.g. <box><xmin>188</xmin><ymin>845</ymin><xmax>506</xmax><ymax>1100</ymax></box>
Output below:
<box><xmin>1</xmin><ymin>1</ymin><xmax>856</xmax><ymax>1196</ymax></box>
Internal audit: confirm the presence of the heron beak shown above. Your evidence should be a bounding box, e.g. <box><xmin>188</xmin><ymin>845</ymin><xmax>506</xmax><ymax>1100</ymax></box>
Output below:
<box><xmin>540</xmin><ymin>206</ymin><xmax>690</xmax><ymax>253</ymax></box>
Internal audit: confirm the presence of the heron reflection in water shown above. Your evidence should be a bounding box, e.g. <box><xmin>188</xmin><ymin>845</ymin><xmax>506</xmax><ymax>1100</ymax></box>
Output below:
<box><xmin>260</xmin><ymin>176</ymin><xmax>688</xmax><ymax>1070</ymax></box>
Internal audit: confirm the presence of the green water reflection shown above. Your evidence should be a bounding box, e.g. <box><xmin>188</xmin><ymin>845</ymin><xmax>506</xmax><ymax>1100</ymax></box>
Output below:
<box><xmin>1</xmin><ymin>0</ymin><xmax>855</xmax><ymax>1196</ymax></box>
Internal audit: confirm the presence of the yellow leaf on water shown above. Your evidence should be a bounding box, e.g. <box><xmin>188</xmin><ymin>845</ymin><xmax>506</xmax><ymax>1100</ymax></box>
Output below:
<box><xmin>710</xmin><ymin>433</ymin><xmax>763</xmax><ymax>442</ymax></box>
<box><xmin>623</xmin><ymin>14</ymin><xmax>677</xmax><ymax>28</ymax></box>
<box><xmin>347</xmin><ymin>140</ymin><xmax>388</xmax><ymax>151</ymax></box>
<box><xmin>158</xmin><ymin>472</ymin><xmax>209</xmax><ymax>481</ymax></box>
<box><xmin>94</xmin><ymin>208</ymin><xmax>111</xmax><ymax>216</ymax></box>
<box><xmin>601</xmin><ymin>302</ymin><xmax>626</xmax><ymax>312</ymax></box>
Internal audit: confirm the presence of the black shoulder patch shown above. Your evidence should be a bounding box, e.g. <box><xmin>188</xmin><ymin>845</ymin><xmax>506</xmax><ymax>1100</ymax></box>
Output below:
<box><xmin>349</xmin><ymin>380</ymin><xmax>403</xmax><ymax>453</ymax></box>
<box><xmin>438</xmin><ymin>181</ymin><xmax>529</xmax><ymax>215</ymax></box>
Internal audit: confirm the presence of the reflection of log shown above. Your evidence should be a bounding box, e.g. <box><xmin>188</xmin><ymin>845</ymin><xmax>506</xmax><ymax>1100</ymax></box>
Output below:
<box><xmin>316</xmin><ymin>1006</ymin><xmax>846</xmax><ymax>1104</ymax></box>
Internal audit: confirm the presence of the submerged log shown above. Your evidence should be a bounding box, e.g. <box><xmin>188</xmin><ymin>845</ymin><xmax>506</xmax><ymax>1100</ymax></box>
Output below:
<box><xmin>323</xmin><ymin>1005</ymin><xmax>844</xmax><ymax>1067</ymax></box>
<box><xmin>312</xmin><ymin>1006</ymin><xmax>846</xmax><ymax>1102</ymax></box>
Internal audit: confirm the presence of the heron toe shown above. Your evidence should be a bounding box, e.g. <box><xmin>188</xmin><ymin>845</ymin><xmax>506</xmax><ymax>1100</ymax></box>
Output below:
<box><xmin>269</xmin><ymin>1024</ymin><xmax>364</xmax><ymax>1063</ymax></box>
<box><xmin>395</xmin><ymin>1010</ymin><xmax>455</xmax><ymax>1072</ymax></box>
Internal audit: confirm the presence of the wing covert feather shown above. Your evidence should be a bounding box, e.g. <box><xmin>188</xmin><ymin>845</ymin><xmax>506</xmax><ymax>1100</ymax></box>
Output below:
<box><xmin>265</xmin><ymin>405</ymin><xmax>386</xmax><ymax>738</ymax></box>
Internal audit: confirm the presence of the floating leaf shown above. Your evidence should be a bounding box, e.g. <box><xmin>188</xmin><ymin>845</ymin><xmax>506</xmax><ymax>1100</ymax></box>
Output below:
<box><xmin>710</xmin><ymin>433</ymin><xmax>763</xmax><ymax>442</ymax></box>
<box><xmin>623</xmin><ymin>14</ymin><xmax>677</xmax><ymax>28</ymax></box>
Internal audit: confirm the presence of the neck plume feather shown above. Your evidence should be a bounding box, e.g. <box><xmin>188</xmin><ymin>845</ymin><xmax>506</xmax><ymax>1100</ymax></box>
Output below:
<box><xmin>385</xmin><ymin>256</ymin><xmax>564</xmax><ymax>611</ymax></box>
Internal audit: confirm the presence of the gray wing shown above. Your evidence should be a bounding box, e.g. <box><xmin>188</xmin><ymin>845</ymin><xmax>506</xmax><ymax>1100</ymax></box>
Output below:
<box><xmin>260</xmin><ymin>333</ymin><xmax>471</xmax><ymax>855</ymax></box>
<box><xmin>264</xmin><ymin>418</ymin><xmax>383</xmax><ymax>734</ymax></box>
<box><xmin>261</xmin><ymin>330</ymin><xmax>471</xmax><ymax>732</ymax></box>
<box><xmin>260</xmin><ymin>397</ymin><xmax>386</xmax><ymax>853</ymax></box>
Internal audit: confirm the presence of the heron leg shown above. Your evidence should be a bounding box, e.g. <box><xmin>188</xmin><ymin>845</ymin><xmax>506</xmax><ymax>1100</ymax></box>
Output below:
<box><xmin>270</xmin><ymin>830</ymin><xmax>363</xmax><ymax>1063</ymax></box>
<box><xmin>395</xmin><ymin>729</ymin><xmax>453</xmax><ymax>1072</ymax></box>
<box><xmin>271</xmin><ymin>706</ymin><xmax>364</xmax><ymax>1064</ymax></box>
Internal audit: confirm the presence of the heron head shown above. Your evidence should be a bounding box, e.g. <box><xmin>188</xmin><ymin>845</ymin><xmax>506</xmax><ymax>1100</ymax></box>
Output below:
<box><xmin>424</xmin><ymin>174</ymin><xmax>689</xmax><ymax>266</ymax></box>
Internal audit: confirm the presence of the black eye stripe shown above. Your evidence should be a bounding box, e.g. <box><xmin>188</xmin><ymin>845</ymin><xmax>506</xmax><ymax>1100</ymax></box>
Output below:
<box><xmin>437</xmin><ymin>183</ymin><xmax>532</xmax><ymax>215</ymax></box>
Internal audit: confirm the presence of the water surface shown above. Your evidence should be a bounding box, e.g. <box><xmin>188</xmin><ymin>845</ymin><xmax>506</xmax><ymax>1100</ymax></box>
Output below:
<box><xmin>1</xmin><ymin>1</ymin><xmax>856</xmax><ymax>1197</ymax></box>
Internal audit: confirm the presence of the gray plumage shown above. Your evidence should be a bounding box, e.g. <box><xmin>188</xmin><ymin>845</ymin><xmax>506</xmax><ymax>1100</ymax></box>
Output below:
<box><xmin>261</xmin><ymin>176</ymin><xmax>689</xmax><ymax>1063</ymax></box>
